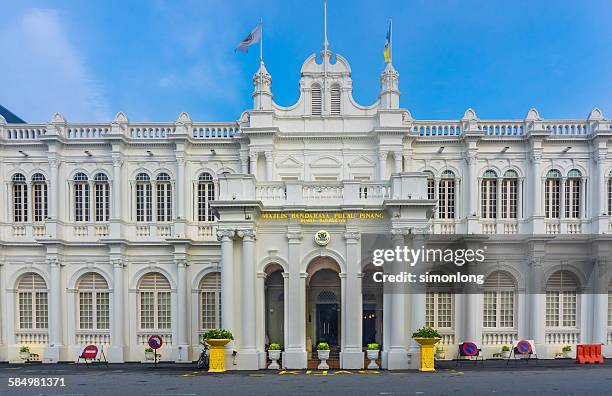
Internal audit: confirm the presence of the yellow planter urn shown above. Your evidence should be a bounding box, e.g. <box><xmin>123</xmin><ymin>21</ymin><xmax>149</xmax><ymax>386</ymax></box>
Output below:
<box><xmin>206</xmin><ymin>339</ymin><xmax>231</xmax><ymax>373</ymax></box>
<box><xmin>414</xmin><ymin>337</ymin><xmax>441</xmax><ymax>372</ymax></box>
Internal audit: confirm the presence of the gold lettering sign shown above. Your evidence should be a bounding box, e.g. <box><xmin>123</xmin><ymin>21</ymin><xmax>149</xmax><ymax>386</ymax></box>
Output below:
<box><xmin>260</xmin><ymin>211</ymin><xmax>384</xmax><ymax>224</ymax></box>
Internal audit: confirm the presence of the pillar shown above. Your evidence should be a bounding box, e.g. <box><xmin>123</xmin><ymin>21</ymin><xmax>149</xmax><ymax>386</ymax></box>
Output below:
<box><xmin>175</xmin><ymin>259</ymin><xmax>189</xmax><ymax>362</ymax></box>
<box><xmin>531</xmin><ymin>153</ymin><xmax>542</xmax><ymax>216</ymax></box>
<box><xmin>394</xmin><ymin>151</ymin><xmax>402</xmax><ymax>174</ymax></box>
<box><xmin>265</xmin><ymin>151</ymin><xmax>273</xmax><ymax>181</ymax></box>
<box><xmin>386</xmin><ymin>232</ymin><xmax>408</xmax><ymax>369</ymax></box>
<box><xmin>44</xmin><ymin>257</ymin><xmax>62</xmax><ymax>363</ymax></box>
<box><xmin>340</xmin><ymin>232</ymin><xmax>364</xmax><ymax>369</ymax></box>
<box><xmin>592</xmin><ymin>259</ymin><xmax>609</xmax><ymax>345</ymax></box>
<box><xmin>109</xmin><ymin>258</ymin><xmax>125</xmax><ymax>362</ymax></box>
<box><xmin>530</xmin><ymin>260</ymin><xmax>546</xmax><ymax>351</ymax></box>
<box><xmin>283</xmin><ymin>230</ymin><xmax>307</xmax><ymax>368</ymax></box>
<box><xmin>237</xmin><ymin>229</ymin><xmax>258</xmax><ymax>369</ymax></box>
<box><xmin>218</xmin><ymin>229</ymin><xmax>236</xmax><ymax>364</ymax></box>
<box><xmin>378</xmin><ymin>151</ymin><xmax>387</xmax><ymax>180</ymax></box>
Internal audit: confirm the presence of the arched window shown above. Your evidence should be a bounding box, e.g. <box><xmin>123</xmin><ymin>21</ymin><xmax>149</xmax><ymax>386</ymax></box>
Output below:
<box><xmin>501</xmin><ymin>170</ymin><xmax>518</xmax><ymax>219</ymax></box>
<box><xmin>200</xmin><ymin>272</ymin><xmax>221</xmax><ymax>330</ymax></box>
<box><xmin>483</xmin><ymin>271</ymin><xmax>516</xmax><ymax>328</ymax></box>
<box><xmin>93</xmin><ymin>173</ymin><xmax>110</xmax><ymax>222</ymax></box>
<box><xmin>545</xmin><ymin>169</ymin><xmax>561</xmax><ymax>219</ymax></box>
<box><xmin>438</xmin><ymin>170</ymin><xmax>456</xmax><ymax>219</ymax></box>
<box><xmin>31</xmin><ymin>173</ymin><xmax>48</xmax><ymax>223</ymax></box>
<box><xmin>138</xmin><ymin>273</ymin><xmax>171</xmax><ymax>330</ymax></box>
<box><xmin>12</xmin><ymin>173</ymin><xmax>27</xmax><ymax>222</ymax></box>
<box><xmin>546</xmin><ymin>270</ymin><xmax>578</xmax><ymax>328</ymax></box>
<box><xmin>565</xmin><ymin>169</ymin><xmax>581</xmax><ymax>219</ymax></box>
<box><xmin>74</xmin><ymin>173</ymin><xmax>90</xmax><ymax>222</ymax></box>
<box><xmin>17</xmin><ymin>273</ymin><xmax>48</xmax><ymax>330</ymax></box>
<box><xmin>197</xmin><ymin>173</ymin><xmax>215</xmax><ymax>222</ymax></box>
<box><xmin>76</xmin><ymin>272</ymin><xmax>109</xmax><ymax>330</ymax></box>
<box><xmin>311</xmin><ymin>84</ymin><xmax>322</xmax><ymax>116</ymax></box>
<box><xmin>481</xmin><ymin>170</ymin><xmax>497</xmax><ymax>219</ymax></box>
<box><xmin>330</xmin><ymin>84</ymin><xmax>341</xmax><ymax>115</ymax></box>
<box><xmin>135</xmin><ymin>173</ymin><xmax>152</xmax><ymax>222</ymax></box>
<box><xmin>424</xmin><ymin>171</ymin><xmax>435</xmax><ymax>200</ymax></box>
<box><xmin>156</xmin><ymin>173</ymin><xmax>172</xmax><ymax>222</ymax></box>
<box><xmin>425</xmin><ymin>274</ymin><xmax>453</xmax><ymax>330</ymax></box>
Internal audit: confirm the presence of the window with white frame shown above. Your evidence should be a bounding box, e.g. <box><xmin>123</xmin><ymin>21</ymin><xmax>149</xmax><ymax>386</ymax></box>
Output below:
<box><xmin>565</xmin><ymin>169</ymin><xmax>581</xmax><ymax>219</ymax></box>
<box><xmin>135</xmin><ymin>173</ymin><xmax>152</xmax><ymax>222</ymax></box>
<box><xmin>425</xmin><ymin>277</ymin><xmax>453</xmax><ymax>329</ymax></box>
<box><xmin>501</xmin><ymin>170</ymin><xmax>518</xmax><ymax>219</ymax></box>
<box><xmin>483</xmin><ymin>271</ymin><xmax>516</xmax><ymax>328</ymax></box>
<box><xmin>311</xmin><ymin>83</ymin><xmax>322</xmax><ymax>116</ymax></box>
<box><xmin>77</xmin><ymin>272</ymin><xmax>110</xmax><ymax>330</ymax></box>
<box><xmin>156</xmin><ymin>173</ymin><xmax>172</xmax><ymax>222</ymax></box>
<box><xmin>438</xmin><ymin>170</ymin><xmax>456</xmax><ymax>219</ymax></box>
<box><xmin>546</xmin><ymin>270</ymin><xmax>578</xmax><ymax>328</ymax></box>
<box><xmin>481</xmin><ymin>170</ymin><xmax>497</xmax><ymax>219</ymax></box>
<box><xmin>74</xmin><ymin>173</ymin><xmax>90</xmax><ymax>222</ymax></box>
<box><xmin>12</xmin><ymin>173</ymin><xmax>28</xmax><ymax>222</ymax></box>
<box><xmin>200</xmin><ymin>272</ymin><xmax>221</xmax><ymax>330</ymax></box>
<box><xmin>545</xmin><ymin>169</ymin><xmax>561</xmax><ymax>219</ymax></box>
<box><xmin>31</xmin><ymin>173</ymin><xmax>48</xmax><ymax>223</ymax></box>
<box><xmin>197</xmin><ymin>173</ymin><xmax>215</xmax><ymax>222</ymax></box>
<box><xmin>93</xmin><ymin>173</ymin><xmax>110</xmax><ymax>222</ymax></box>
<box><xmin>17</xmin><ymin>273</ymin><xmax>48</xmax><ymax>330</ymax></box>
<box><xmin>138</xmin><ymin>272</ymin><xmax>171</xmax><ymax>330</ymax></box>
<box><xmin>424</xmin><ymin>171</ymin><xmax>435</xmax><ymax>200</ymax></box>
<box><xmin>330</xmin><ymin>84</ymin><xmax>341</xmax><ymax>115</ymax></box>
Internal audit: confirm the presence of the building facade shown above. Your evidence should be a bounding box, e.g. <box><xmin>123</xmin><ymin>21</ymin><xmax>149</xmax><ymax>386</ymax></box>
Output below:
<box><xmin>1</xmin><ymin>48</ymin><xmax>612</xmax><ymax>369</ymax></box>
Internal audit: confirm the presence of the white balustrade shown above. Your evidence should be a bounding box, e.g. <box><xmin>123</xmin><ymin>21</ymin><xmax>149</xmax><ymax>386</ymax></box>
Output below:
<box><xmin>76</xmin><ymin>332</ymin><xmax>111</xmax><ymax>345</ymax></box>
<box><xmin>197</xmin><ymin>223</ymin><xmax>215</xmax><ymax>238</ymax></box>
<box><xmin>4</xmin><ymin>126</ymin><xmax>47</xmax><ymax>140</ymax></box>
<box><xmin>66</xmin><ymin>126</ymin><xmax>110</xmax><ymax>139</ymax></box>
<box><xmin>482</xmin><ymin>330</ymin><xmax>518</xmax><ymax>345</ymax></box>
<box><xmin>129</xmin><ymin>125</ymin><xmax>175</xmax><ymax>138</ymax></box>
<box><xmin>544</xmin><ymin>122</ymin><xmax>588</xmax><ymax>135</ymax></box>
<box><xmin>545</xmin><ymin>329</ymin><xmax>580</xmax><ymax>344</ymax></box>
<box><xmin>94</xmin><ymin>224</ymin><xmax>109</xmax><ymax>237</ymax></box>
<box><xmin>136</xmin><ymin>225</ymin><xmax>151</xmax><ymax>237</ymax></box>
<box><xmin>157</xmin><ymin>225</ymin><xmax>172</xmax><ymax>237</ymax></box>
<box><xmin>16</xmin><ymin>331</ymin><xmax>49</xmax><ymax>345</ymax></box>
<box><xmin>480</xmin><ymin>221</ymin><xmax>496</xmax><ymax>234</ymax></box>
<box><xmin>32</xmin><ymin>225</ymin><xmax>46</xmax><ymax>237</ymax></box>
<box><xmin>438</xmin><ymin>331</ymin><xmax>455</xmax><ymax>345</ymax></box>
<box><xmin>12</xmin><ymin>225</ymin><xmax>26</xmax><ymax>237</ymax></box>
<box><xmin>413</xmin><ymin>122</ymin><xmax>461</xmax><ymax>136</ymax></box>
<box><xmin>545</xmin><ymin>221</ymin><xmax>560</xmax><ymax>235</ymax></box>
<box><xmin>567</xmin><ymin>222</ymin><xmax>582</xmax><ymax>234</ymax></box>
<box><xmin>478</xmin><ymin>121</ymin><xmax>524</xmax><ymax>136</ymax></box>
<box><xmin>502</xmin><ymin>221</ymin><xmax>518</xmax><ymax>234</ymax></box>
<box><xmin>192</xmin><ymin>124</ymin><xmax>239</xmax><ymax>138</ymax></box>
<box><xmin>137</xmin><ymin>333</ymin><xmax>172</xmax><ymax>345</ymax></box>
<box><xmin>73</xmin><ymin>225</ymin><xmax>88</xmax><ymax>237</ymax></box>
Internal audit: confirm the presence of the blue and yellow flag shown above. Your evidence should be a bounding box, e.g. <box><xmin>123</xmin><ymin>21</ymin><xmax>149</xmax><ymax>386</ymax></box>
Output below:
<box><xmin>383</xmin><ymin>19</ymin><xmax>391</xmax><ymax>63</ymax></box>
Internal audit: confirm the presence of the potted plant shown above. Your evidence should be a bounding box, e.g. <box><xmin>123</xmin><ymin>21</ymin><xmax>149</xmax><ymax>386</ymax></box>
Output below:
<box><xmin>501</xmin><ymin>345</ymin><xmax>511</xmax><ymax>359</ymax></box>
<box><xmin>412</xmin><ymin>326</ymin><xmax>441</xmax><ymax>372</ymax></box>
<box><xmin>435</xmin><ymin>345</ymin><xmax>446</xmax><ymax>360</ymax></box>
<box><xmin>562</xmin><ymin>345</ymin><xmax>572</xmax><ymax>358</ymax></box>
<box><xmin>19</xmin><ymin>346</ymin><xmax>30</xmax><ymax>361</ymax></box>
<box><xmin>316</xmin><ymin>342</ymin><xmax>330</xmax><ymax>370</ymax></box>
<box><xmin>202</xmin><ymin>329</ymin><xmax>234</xmax><ymax>373</ymax></box>
<box><xmin>144</xmin><ymin>347</ymin><xmax>156</xmax><ymax>361</ymax></box>
<box><xmin>366</xmin><ymin>343</ymin><xmax>379</xmax><ymax>369</ymax></box>
<box><xmin>268</xmin><ymin>343</ymin><xmax>282</xmax><ymax>369</ymax></box>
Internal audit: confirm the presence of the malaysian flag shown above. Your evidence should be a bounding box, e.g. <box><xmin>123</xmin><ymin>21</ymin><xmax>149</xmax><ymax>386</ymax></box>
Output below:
<box><xmin>235</xmin><ymin>23</ymin><xmax>262</xmax><ymax>52</ymax></box>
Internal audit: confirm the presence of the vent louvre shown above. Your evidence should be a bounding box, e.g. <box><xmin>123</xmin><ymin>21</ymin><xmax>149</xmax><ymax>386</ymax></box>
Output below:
<box><xmin>311</xmin><ymin>85</ymin><xmax>322</xmax><ymax>116</ymax></box>
<box><xmin>330</xmin><ymin>85</ymin><xmax>341</xmax><ymax>115</ymax></box>
<box><xmin>199</xmin><ymin>272</ymin><xmax>221</xmax><ymax>290</ymax></box>
<box><xmin>77</xmin><ymin>272</ymin><xmax>108</xmax><ymax>290</ymax></box>
<box><xmin>546</xmin><ymin>270</ymin><xmax>578</xmax><ymax>290</ymax></box>
<box><xmin>484</xmin><ymin>270</ymin><xmax>516</xmax><ymax>290</ymax></box>
<box><xmin>139</xmin><ymin>272</ymin><xmax>170</xmax><ymax>290</ymax></box>
<box><xmin>18</xmin><ymin>273</ymin><xmax>46</xmax><ymax>290</ymax></box>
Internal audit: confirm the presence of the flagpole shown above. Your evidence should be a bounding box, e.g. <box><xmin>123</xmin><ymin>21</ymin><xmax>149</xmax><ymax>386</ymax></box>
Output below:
<box><xmin>259</xmin><ymin>17</ymin><xmax>263</xmax><ymax>110</ymax></box>
<box><xmin>323</xmin><ymin>0</ymin><xmax>327</xmax><ymax>114</ymax></box>
<box><xmin>389</xmin><ymin>17</ymin><xmax>393</xmax><ymax>64</ymax></box>
<box><xmin>260</xmin><ymin>17</ymin><xmax>263</xmax><ymax>65</ymax></box>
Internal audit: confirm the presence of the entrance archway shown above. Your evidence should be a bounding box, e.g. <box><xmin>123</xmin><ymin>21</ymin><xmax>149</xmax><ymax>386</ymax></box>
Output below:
<box><xmin>306</xmin><ymin>257</ymin><xmax>342</xmax><ymax>365</ymax></box>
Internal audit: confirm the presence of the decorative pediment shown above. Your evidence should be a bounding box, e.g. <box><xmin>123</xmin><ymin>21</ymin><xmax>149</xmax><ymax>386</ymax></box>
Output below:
<box><xmin>276</xmin><ymin>156</ymin><xmax>303</xmax><ymax>169</ymax></box>
<box><xmin>348</xmin><ymin>156</ymin><xmax>375</xmax><ymax>168</ymax></box>
<box><xmin>309</xmin><ymin>155</ymin><xmax>342</xmax><ymax>168</ymax></box>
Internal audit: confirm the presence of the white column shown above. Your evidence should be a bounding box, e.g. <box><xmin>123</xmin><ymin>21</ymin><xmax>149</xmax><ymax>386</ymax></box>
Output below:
<box><xmin>593</xmin><ymin>260</ymin><xmax>609</xmax><ymax>345</ymax></box>
<box><xmin>250</xmin><ymin>153</ymin><xmax>258</xmax><ymax>178</ymax></box>
<box><xmin>240</xmin><ymin>150</ymin><xmax>249</xmax><ymax>174</ymax></box>
<box><xmin>175</xmin><ymin>259</ymin><xmax>189</xmax><ymax>362</ymax></box>
<box><xmin>176</xmin><ymin>157</ymin><xmax>185</xmax><ymax>220</ymax></box>
<box><xmin>255</xmin><ymin>273</ymin><xmax>267</xmax><ymax>368</ymax></box>
<box><xmin>340</xmin><ymin>232</ymin><xmax>363</xmax><ymax>369</ymax></box>
<box><xmin>45</xmin><ymin>257</ymin><xmax>62</xmax><ymax>363</ymax></box>
<box><xmin>517</xmin><ymin>178</ymin><xmax>524</xmax><ymax>219</ymax></box>
<box><xmin>386</xmin><ymin>232</ymin><xmax>408</xmax><ymax>369</ymax></box>
<box><xmin>264</xmin><ymin>151</ymin><xmax>273</xmax><ymax>181</ymax></box>
<box><xmin>109</xmin><ymin>258</ymin><xmax>125</xmax><ymax>362</ymax></box>
<box><xmin>283</xmin><ymin>231</ymin><xmax>307</xmax><ymax>369</ymax></box>
<box><xmin>530</xmin><ymin>260</ymin><xmax>545</xmax><ymax>350</ymax></box>
<box><xmin>237</xmin><ymin>229</ymin><xmax>258</xmax><ymax>369</ymax></box>
<box><xmin>218</xmin><ymin>230</ymin><xmax>235</xmax><ymax>333</ymax></box>
<box><xmin>580</xmin><ymin>178</ymin><xmax>586</xmax><ymax>219</ymax></box>
<box><xmin>467</xmin><ymin>152</ymin><xmax>477</xmax><ymax>217</ymax></box>
<box><xmin>378</xmin><ymin>151</ymin><xmax>387</xmax><ymax>180</ymax></box>
<box><xmin>394</xmin><ymin>151</ymin><xmax>402</xmax><ymax>174</ymax></box>
<box><xmin>597</xmin><ymin>152</ymin><xmax>607</xmax><ymax>216</ymax></box>
<box><xmin>111</xmin><ymin>157</ymin><xmax>122</xmax><ymax>219</ymax></box>
<box><xmin>49</xmin><ymin>157</ymin><xmax>59</xmax><ymax>219</ymax></box>
<box><xmin>531</xmin><ymin>154</ymin><xmax>542</xmax><ymax>217</ymax></box>
<box><xmin>560</xmin><ymin>178</ymin><xmax>566</xmax><ymax>219</ymax></box>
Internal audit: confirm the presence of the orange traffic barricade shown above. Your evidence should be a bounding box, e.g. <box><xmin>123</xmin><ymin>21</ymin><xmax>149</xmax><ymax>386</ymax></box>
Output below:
<box><xmin>576</xmin><ymin>344</ymin><xmax>604</xmax><ymax>364</ymax></box>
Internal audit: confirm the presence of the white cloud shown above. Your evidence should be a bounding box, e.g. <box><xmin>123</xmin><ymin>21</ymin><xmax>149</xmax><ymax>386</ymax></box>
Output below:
<box><xmin>0</xmin><ymin>8</ymin><xmax>110</xmax><ymax>122</ymax></box>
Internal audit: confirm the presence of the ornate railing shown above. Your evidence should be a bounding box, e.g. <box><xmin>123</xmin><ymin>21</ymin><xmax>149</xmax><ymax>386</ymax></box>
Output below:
<box><xmin>544</xmin><ymin>121</ymin><xmax>588</xmax><ymax>135</ymax></box>
<box><xmin>413</xmin><ymin>121</ymin><xmax>461</xmax><ymax>137</ymax></box>
<box><xmin>482</xmin><ymin>330</ymin><xmax>518</xmax><ymax>345</ymax></box>
<box><xmin>76</xmin><ymin>332</ymin><xmax>111</xmax><ymax>346</ymax></box>
<box><xmin>137</xmin><ymin>332</ymin><xmax>172</xmax><ymax>346</ymax></box>
<box><xmin>254</xmin><ymin>181</ymin><xmax>391</xmax><ymax>206</ymax></box>
<box><xmin>15</xmin><ymin>331</ymin><xmax>49</xmax><ymax>345</ymax></box>
<box><xmin>545</xmin><ymin>329</ymin><xmax>580</xmax><ymax>344</ymax></box>
<box><xmin>478</xmin><ymin>121</ymin><xmax>524</xmax><ymax>136</ymax></box>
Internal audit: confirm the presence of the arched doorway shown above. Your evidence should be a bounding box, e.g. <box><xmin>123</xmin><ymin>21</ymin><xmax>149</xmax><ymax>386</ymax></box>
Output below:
<box><xmin>362</xmin><ymin>266</ymin><xmax>383</xmax><ymax>347</ymax></box>
<box><xmin>306</xmin><ymin>258</ymin><xmax>342</xmax><ymax>351</ymax></box>
<box><xmin>264</xmin><ymin>265</ymin><xmax>284</xmax><ymax>347</ymax></box>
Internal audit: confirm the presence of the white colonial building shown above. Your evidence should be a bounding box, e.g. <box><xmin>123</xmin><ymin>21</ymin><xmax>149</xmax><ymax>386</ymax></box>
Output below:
<box><xmin>1</xmin><ymin>46</ymin><xmax>612</xmax><ymax>370</ymax></box>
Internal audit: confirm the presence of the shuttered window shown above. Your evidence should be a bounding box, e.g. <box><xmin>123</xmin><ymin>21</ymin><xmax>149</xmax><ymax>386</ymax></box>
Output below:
<box><xmin>483</xmin><ymin>271</ymin><xmax>516</xmax><ymax>328</ymax></box>
<box><xmin>77</xmin><ymin>272</ymin><xmax>110</xmax><ymax>330</ymax></box>
<box><xmin>200</xmin><ymin>273</ymin><xmax>221</xmax><ymax>330</ymax></box>
<box><xmin>330</xmin><ymin>85</ymin><xmax>341</xmax><ymax>115</ymax></box>
<box><xmin>138</xmin><ymin>273</ymin><xmax>171</xmax><ymax>330</ymax></box>
<box><xmin>13</xmin><ymin>173</ymin><xmax>27</xmax><ymax>222</ymax></box>
<box><xmin>311</xmin><ymin>84</ymin><xmax>322</xmax><ymax>116</ymax></box>
<box><xmin>32</xmin><ymin>173</ymin><xmax>48</xmax><ymax>223</ymax></box>
<box><xmin>546</xmin><ymin>270</ymin><xmax>578</xmax><ymax>328</ymax></box>
<box><xmin>197</xmin><ymin>173</ymin><xmax>215</xmax><ymax>222</ymax></box>
<box><xmin>17</xmin><ymin>273</ymin><xmax>48</xmax><ymax>330</ymax></box>
<box><xmin>481</xmin><ymin>170</ymin><xmax>497</xmax><ymax>219</ymax></box>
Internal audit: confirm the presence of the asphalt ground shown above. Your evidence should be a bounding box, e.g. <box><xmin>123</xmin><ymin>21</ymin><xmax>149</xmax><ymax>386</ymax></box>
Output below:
<box><xmin>1</xmin><ymin>359</ymin><xmax>611</xmax><ymax>396</ymax></box>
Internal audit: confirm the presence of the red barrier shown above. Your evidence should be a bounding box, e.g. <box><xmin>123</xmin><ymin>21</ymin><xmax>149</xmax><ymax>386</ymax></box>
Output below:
<box><xmin>576</xmin><ymin>344</ymin><xmax>604</xmax><ymax>364</ymax></box>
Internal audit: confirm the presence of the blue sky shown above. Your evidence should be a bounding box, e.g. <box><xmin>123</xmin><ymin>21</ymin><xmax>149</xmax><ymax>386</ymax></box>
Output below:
<box><xmin>1</xmin><ymin>0</ymin><xmax>611</xmax><ymax>123</ymax></box>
